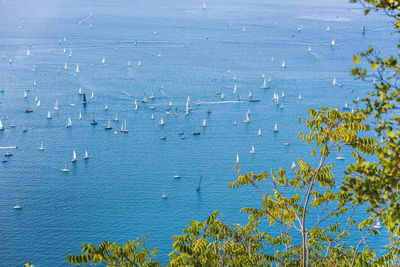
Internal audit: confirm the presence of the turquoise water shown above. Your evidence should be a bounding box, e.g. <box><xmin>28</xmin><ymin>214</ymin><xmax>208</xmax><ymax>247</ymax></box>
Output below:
<box><xmin>0</xmin><ymin>0</ymin><xmax>394</xmax><ymax>265</ymax></box>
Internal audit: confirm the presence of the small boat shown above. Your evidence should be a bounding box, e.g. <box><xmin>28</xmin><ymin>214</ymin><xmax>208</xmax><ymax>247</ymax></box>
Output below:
<box><xmin>63</xmin><ymin>48</ymin><xmax>66</xmax><ymax>54</ymax></box>
<box><xmin>75</xmin><ymin>64</ymin><xmax>79</xmax><ymax>73</ymax></box>
<box><xmin>178</xmin><ymin>131</ymin><xmax>184</xmax><ymax>135</ymax></box>
<box><xmin>202</xmin><ymin>119</ymin><xmax>207</xmax><ymax>127</ymax></box>
<box><xmin>114</xmin><ymin>113</ymin><xmax>119</xmax><ymax>122</ymax></box>
<box><xmin>291</xmin><ymin>162</ymin><xmax>296</xmax><ymax>169</ymax></box>
<box><xmin>273</xmin><ymin>123</ymin><xmax>279</xmax><ymax>132</ymax></box>
<box><xmin>258</xmin><ymin>129</ymin><xmax>262</xmax><ymax>136</ymax></box>
<box><xmin>102</xmin><ymin>57</ymin><xmax>105</xmax><ymax>64</ymax></box>
<box><xmin>78</xmin><ymin>88</ymin><xmax>83</xmax><ymax>95</ymax></box>
<box><xmin>36</xmin><ymin>100</ymin><xmax>40</xmax><ymax>107</ymax></box>
<box><xmin>159</xmin><ymin>118</ymin><xmax>164</xmax><ymax>126</ymax></box>
<box><xmin>26</xmin><ymin>49</ymin><xmax>30</xmax><ymax>56</ymax></box>
<box><xmin>32</xmin><ymin>65</ymin><xmax>36</xmax><ymax>72</ymax></box>
<box><xmin>61</xmin><ymin>162</ymin><xmax>69</xmax><ymax>172</ymax></box>
<box><xmin>173</xmin><ymin>175</ymin><xmax>181</xmax><ymax>179</ymax></box>
<box><xmin>161</xmin><ymin>193</ymin><xmax>168</xmax><ymax>199</ymax></box>
<box><xmin>33</xmin><ymin>80</ymin><xmax>37</xmax><ymax>87</ymax></box>
<box><xmin>3</xmin><ymin>152</ymin><xmax>13</xmax><ymax>157</ymax></box>
<box><xmin>243</xmin><ymin>113</ymin><xmax>250</xmax><ymax>123</ymax></box>
<box><xmin>233</xmin><ymin>121</ymin><xmax>237</xmax><ymax>126</ymax></box>
<box><xmin>141</xmin><ymin>96</ymin><xmax>148</xmax><ymax>103</ymax></box>
<box><xmin>13</xmin><ymin>204</ymin><xmax>22</xmax><ymax>210</ymax></box>
<box><xmin>336</xmin><ymin>155</ymin><xmax>345</xmax><ymax>160</ymax></box>
<box><xmin>196</xmin><ymin>176</ymin><xmax>203</xmax><ymax>191</ymax></box>
<box><xmin>90</xmin><ymin>119</ymin><xmax>97</xmax><ymax>125</ymax></box>
<box><xmin>373</xmin><ymin>220</ymin><xmax>381</xmax><ymax>229</ymax></box>
<box><xmin>343</xmin><ymin>101</ymin><xmax>350</xmax><ymax>110</ymax></box>
<box><xmin>72</xmin><ymin>150</ymin><xmax>77</xmax><ymax>162</ymax></box>
<box><xmin>249</xmin><ymin>98</ymin><xmax>260</xmax><ymax>102</ymax></box>
<box><xmin>271</xmin><ymin>56</ymin><xmax>274</xmax><ymax>62</ymax></box>
<box><xmin>54</xmin><ymin>100</ymin><xmax>59</xmax><ymax>110</ymax></box>
<box><xmin>332</xmin><ymin>77</ymin><xmax>337</xmax><ymax>86</ymax></box>
<box><xmin>25</xmin><ymin>108</ymin><xmax>33</xmax><ymax>113</ymax></box>
<box><xmin>105</xmin><ymin>120</ymin><xmax>112</xmax><ymax>130</ymax></box>
<box><xmin>220</xmin><ymin>92</ymin><xmax>224</xmax><ymax>99</ymax></box>
<box><xmin>120</xmin><ymin>120</ymin><xmax>128</xmax><ymax>133</ymax></box>
<box><xmin>65</xmin><ymin>117</ymin><xmax>72</xmax><ymax>128</ymax></box>
<box><xmin>284</xmin><ymin>142</ymin><xmax>290</xmax><ymax>146</ymax></box>
<box><xmin>78</xmin><ymin>112</ymin><xmax>82</xmax><ymax>120</ymax></box>
<box><xmin>90</xmin><ymin>92</ymin><xmax>94</xmax><ymax>99</ymax></box>
<box><xmin>260</xmin><ymin>78</ymin><xmax>269</xmax><ymax>89</ymax></box>
<box><xmin>250</xmin><ymin>146</ymin><xmax>256</xmax><ymax>154</ymax></box>
<box><xmin>127</xmin><ymin>61</ymin><xmax>131</xmax><ymax>67</ymax></box>
<box><xmin>150</xmin><ymin>90</ymin><xmax>155</xmax><ymax>100</ymax></box>
<box><xmin>233</xmin><ymin>84</ymin><xmax>237</xmax><ymax>94</ymax></box>
<box><xmin>326</xmin><ymin>26</ymin><xmax>330</xmax><ymax>32</ymax></box>
<box><xmin>242</xmin><ymin>25</ymin><xmax>246</xmax><ymax>32</ymax></box>
<box><xmin>308</xmin><ymin>46</ymin><xmax>311</xmax><ymax>52</ymax></box>
<box><xmin>331</xmin><ymin>36</ymin><xmax>336</xmax><ymax>47</ymax></box>
<box><xmin>235</xmin><ymin>153</ymin><xmax>239</xmax><ymax>164</ymax></box>
<box><xmin>84</xmin><ymin>150</ymin><xmax>89</xmax><ymax>160</ymax></box>
<box><xmin>137</xmin><ymin>61</ymin><xmax>142</xmax><ymax>67</ymax></box>
<box><xmin>0</xmin><ymin>119</ymin><xmax>4</xmax><ymax>130</ymax></box>
<box><xmin>23</xmin><ymin>91</ymin><xmax>28</xmax><ymax>98</ymax></box>
<box><xmin>281</xmin><ymin>60</ymin><xmax>286</xmax><ymax>68</ymax></box>
<box><xmin>69</xmin><ymin>48</ymin><xmax>72</xmax><ymax>57</ymax></box>
<box><xmin>151</xmin><ymin>114</ymin><xmax>154</xmax><ymax>120</ymax></box>
<box><xmin>104</xmin><ymin>105</ymin><xmax>108</xmax><ymax>111</ymax></box>
<box><xmin>134</xmin><ymin>100</ymin><xmax>138</xmax><ymax>110</ymax></box>
<box><xmin>160</xmin><ymin>136</ymin><xmax>167</xmax><ymax>140</ymax></box>
<box><xmin>34</xmin><ymin>96</ymin><xmax>38</xmax><ymax>102</ymax></box>
<box><xmin>193</xmin><ymin>131</ymin><xmax>201</xmax><ymax>135</ymax></box>
<box><xmin>298</xmin><ymin>93</ymin><xmax>303</xmax><ymax>100</ymax></box>
<box><xmin>38</xmin><ymin>141</ymin><xmax>44</xmax><ymax>150</ymax></box>
<box><xmin>207</xmin><ymin>108</ymin><xmax>211</xmax><ymax>114</ymax></box>
<box><xmin>64</xmin><ymin>62</ymin><xmax>68</xmax><ymax>70</ymax></box>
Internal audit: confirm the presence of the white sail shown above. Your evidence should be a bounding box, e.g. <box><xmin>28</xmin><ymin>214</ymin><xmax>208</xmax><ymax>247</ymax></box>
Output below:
<box><xmin>65</xmin><ymin>117</ymin><xmax>72</xmax><ymax>128</ymax></box>
<box><xmin>151</xmin><ymin>114</ymin><xmax>154</xmax><ymax>120</ymax></box>
<box><xmin>202</xmin><ymin>2</ymin><xmax>206</xmax><ymax>9</ymax></box>
<box><xmin>102</xmin><ymin>57</ymin><xmax>105</xmax><ymax>64</ymax></box>
<box><xmin>54</xmin><ymin>100</ymin><xmax>59</xmax><ymax>110</ymax></box>
<box><xmin>250</xmin><ymin>146</ymin><xmax>256</xmax><ymax>154</ymax></box>
<box><xmin>64</xmin><ymin>62</ymin><xmax>68</xmax><ymax>70</ymax></box>
<box><xmin>291</xmin><ymin>162</ymin><xmax>296</xmax><ymax>169</ymax></box>
<box><xmin>169</xmin><ymin>100</ymin><xmax>173</xmax><ymax>107</ymax></box>
<box><xmin>281</xmin><ymin>60</ymin><xmax>286</xmax><ymax>68</ymax></box>
<box><xmin>105</xmin><ymin>105</ymin><xmax>108</xmax><ymax>110</ymax></box>
<box><xmin>33</xmin><ymin>80</ymin><xmax>37</xmax><ymax>87</ymax></box>
<box><xmin>274</xmin><ymin>123</ymin><xmax>279</xmax><ymax>132</ymax></box>
<box><xmin>298</xmin><ymin>93</ymin><xmax>303</xmax><ymax>100</ymax></box>
<box><xmin>233</xmin><ymin>84</ymin><xmax>237</xmax><ymax>94</ymax></box>
<box><xmin>90</xmin><ymin>92</ymin><xmax>94</xmax><ymax>99</ymax></box>
<box><xmin>271</xmin><ymin>56</ymin><xmax>274</xmax><ymax>62</ymax></box>
<box><xmin>221</xmin><ymin>92</ymin><xmax>224</xmax><ymax>99</ymax></box>
<box><xmin>84</xmin><ymin>150</ymin><xmax>89</xmax><ymax>159</ymax></box>
<box><xmin>69</xmin><ymin>48</ymin><xmax>72</xmax><ymax>57</ymax></box>
<box><xmin>331</xmin><ymin>36</ymin><xmax>335</xmax><ymax>47</ymax></box>
<box><xmin>75</xmin><ymin>64</ymin><xmax>79</xmax><ymax>73</ymax></box>
<box><xmin>23</xmin><ymin>91</ymin><xmax>27</xmax><ymax>98</ymax></box>
<box><xmin>26</xmin><ymin>49</ymin><xmax>30</xmax><ymax>56</ymax></box>
<box><xmin>0</xmin><ymin>119</ymin><xmax>3</xmax><ymax>130</ymax></box>
<box><xmin>202</xmin><ymin>119</ymin><xmax>206</xmax><ymax>127</ymax></box>
<box><xmin>72</xmin><ymin>150</ymin><xmax>77</xmax><ymax>162</ymax></box>
<box><xmin>308</xmin><ymin>46</ymin><xmax>311</xmax><ymax>52</ymax></box>
<box><xmin>63</xmin><ymin>48</ymin><xmax>66</xmax><ymax>54</ymax></box>
<box><xmin>127</xmin><ymin>61</ymin><xmax>131</xmax><ymax>67</ymax></box>
<box><xmin>78</xmin><ymin>112</ymin><xmax>82</xmax><ymax>120</ymax></box>
<box><xmin>159</xmin><ymin>118</ymin><xmax>164</xmax><ymax>125</ymax></box>
<box><xmin>235</xmin><ymin>153</ymin><xmax>239</xmax><ymax>164</ymax></box>
<box><xmin>36</xmin><ymin>100</ymin><xmax>40</xmax><ymax>107</ymax></box>
<box><xmin>78</xmin><ymin>88</ymin><xmax>82</xmax><ymax>95</ymax></box>
<box><xmin>243</xmin><ymin>112</ymin><xmax>250</xmax><ymax>123</ymax></box>
<box><xmin>47</xmin><ymin>111</ymin><xmax>52</xmax><ymax>119</ymax></box>
<box><xmin>114</xmin><ymin>113</ymin><xmax>118</xmax><ymax>122</ymax></box>
<box><xmin>332</xmin><ymin>77</ymin><xmax>337</xmax><ymax>86</ymax></box>
<box><xmin>38</xmin><ymin>141</ymin><xmax>44</xmax><ymax>150</ymax></box>
<box><xmin>258</xmin><ymin>128</ymin><xmax>262</xmax><ymax>136</ymax></box>
<box><xmin>137</xmin><ymin>61</ymin><xmax>141</xmax><ymax>67</ymax></box>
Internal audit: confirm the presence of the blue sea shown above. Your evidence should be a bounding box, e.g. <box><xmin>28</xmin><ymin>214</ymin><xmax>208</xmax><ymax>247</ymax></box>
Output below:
<box><xmin>0</xmin><ymin>0</ymin><xmax>394</xmax><ymax>265</ymax></box>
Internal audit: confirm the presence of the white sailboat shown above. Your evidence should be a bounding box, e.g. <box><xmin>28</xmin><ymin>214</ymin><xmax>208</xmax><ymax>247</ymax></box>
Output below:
<box><xmin>331</xmin><ymin>36</ymin><xmax>336</xmax><ymax>47</ymax></box>
<box><xmin>72</xmin><ymin>150</ymin><xmax>77</xmax><ymax>162</ymax></box>
<box><xmin>258</xmin><ymin>128</ymin><xmax>262</xmax><ymax>136</ymax></box>
<box><xmin>78</xmin><ymin>112</ymin><xmax>82</xmax><ymax>120</ymax></box>
<box><xmin>260</xmin><ymin>78</ymin><xmax>269</xmax><ymax>88</ymax></box>
<box><xmin>105</xmin><ymin>105</ymin><xmax>108</xmax><ymax>111</ymax></box>
<box><xmin>84</xmin><ymin>150</ymin><xmax>89</xmax><ymax>160</ymax></box>
<box><xmin>127</xmin><ymin>60</ymin><xmax>131</xmax><ymax>67</ymax></box>
<box><xmin>271</xmin><ymin>56</ymin><xmax>274</xmax><ymax>63</ymax></box>
<box><xmin>0</xmin><ymin>119</ymin><xmax>4</xmax><ymax>130</ymax></box>
<box><xmin>233</xmin><ymin>120</ymin><xmax>237</xmax><ymax>126</ymax></box>
<box><xmin>291</xmin><ymin>162</ymin><xmax>296</xmax><ymax>170</ymax></box>
<box><xmin>90</xmin><ymin>92</ymin><xmax>94</xmax><ymax>99</ymax></box>
<box><xmin>281</xmin><ymin>60</ymin><xmax>286</xmax><ymax>68</ymax></box>
<box><xmin>114</xmin><ymin>113</ymin><xmax>118</xmax><ymax>122</ymax></box>
<box><xmin>65</xmin><ymin>117</ymin><xmax>72</xmax><ymax>128</ymax></box>
<box><xmin>273</xmin><ymin>123</ymin><xmax>279</xmax><ymax>132</ymax></box>
<box><xmin>151</xmin><ymin>114</ymin><xmax>154</xmax><ymax>120</ymax></box>
<box><xmin>202</xmin><ymin>119</ymin><xmax>206</xmax><ymax>127</ymax></box>
<box><xmin>78</xmin><ymin>88</ymin><xmax>83</xmax><ymax>95</ymax></box>
<box><xmin>250</xmin><ymin>146</ymin><xmax>256</xmax><ymax>154</ymax></box>
<box><xmin>343</xmin><ymin>101</ymin><xmax>350</xmax><ymax>110</ymax></box>
<box><xmin>332</xmin><ymin>77</ymin><xmax>337</xmax><ymax>86</ymax></box>
<box><xmin>221</xmin><ymin>92</ymin><xmax>224</xmax><ymax>99</ymax></box>
<box><xmin>202</xmin><ymin>2</ymin><xmax>207</xmax><ymax>9</ymax></box>
<box><xmin>54</xmin><ymin>100</ymin><xmax>59</xmax><ymax>110</ymax></box>
<box><xmin>235</xmin><ymin>153</ymin><xmax>239</xmax><ymax>164</ymax></box>
<box><xmin>38</xmin><ymin>141</ymin><xmax>44</xmax><ymax>150</ymax></box>
<box><xmin>26</xmin><ymin>49</ymin><xmax>30</xmax><ymax>56</ymax></box>
<box><xmin>32</xmin><ymin>65</ymin><xmax>36</xmax><ymax>72</ymax></box>
<box><xmin>159</xmin><ymin>118</ymin><xmax>164</xmax><ymax>125</ymax></box>
<box><xmin>243</xmin><ymin>112</ymin><xmax>250</xmax><ymax>123</ymax></box>
<box><xmin>36</xmin><ymin>100</ymin><xmax>40</xmax><ymax>107</ymax></box>
<box><xmin>233</xmin><ymin>84</ymin><xmax>237</xmax><ymax>94</ymax></box>
<box><xmin>102</xmin><ymin>57</ymin><xmax>105</xmax><ymax>64</ymax></box>
<box><xmin>137</xmin><ymin>60</ymin><xmax>142</xmax><ymax>67</ymax></box>
<box><xmin>61</xmin><ymin>162</ymin><xmax>69</xmax><ymax>172</ymax></box>
<box><xmin>34</xmin><ymin>96</ymin><xmax>38</xmax><ymax>102</ymax></box>
<box><xmin>326</xmin><ymin>26</ymin><xmax>330</xmax><ymax>32</ymax></box>
<box><xmin>23</xmin><ymin>91</ymin><xmax>28</xmax><ymax>98</ymax></box>
<box><xmin>150</xmin><ymin>90</ymin><xmax>155</xmax><ymax>99</ymax></box>
<box><xmin>63</xmin><ymin>48</ymin><xmax>66</xmax><ymax>54</ymax></box>
<box><xmin>120</xmin><ymin>120</ymin><xmax>128</xmax><ymax>133</ymax></box>
<box><xmin>69</xmin><ymin>48</ymin><xmax>72</xmax><ymax>57</ymax></box>
<box><xmin>75</xmin><ymin>64</ymin><xmax>79</xmax><ymax>73</ymax></box>
<box><xmin>64</xmin><ymin>62</ymin><xmax>68</xmax><ymax>70</ymax></box>
<box><xmin>308</xmin><ymin>46</ymin><xmax>311</xmax><ymax>52</ymax></box>
<box><xmin>373</xmin><ymin>219</ymin><xmax>382</xmax><ymax>229</ymax></box>
<box><xmin>33</xmin><ymin>80</ymin><xmax>37</xmax><ymax>87</ymax></box>
<box><xmin>47</xmin><ymin>111</ymin><xmax>52</xmax><ymax>119</ymax></box>
<box><xmin>298</xmin><ymin>93</ymin><xmax>303</xmax><ymax>100</ymax></box>
<box><xmin>161</xmin><ymin>193</ymin><xmax>168</xmax><ymax>199</ymax></box>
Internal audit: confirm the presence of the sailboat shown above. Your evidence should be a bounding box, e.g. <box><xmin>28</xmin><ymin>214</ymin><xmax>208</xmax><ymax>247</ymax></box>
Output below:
<box><xmin>105</xmin><ymin>119</ymin><xmax>112</xmax><ymax>130</ymax></box>
<box><xmin>47</xmin><ymin>111</ymin><xmax>52</xmax><ymax>119</ymax></box>
<box><xmin>72</xmin><ymin>151</ymin><xmax>77</xmax><ymax>162</ymax></box>
<box><xmin>326</xmin><ymin>26</ymin><xmax>330</xmax><ymax>32</ymax></box>
<box><xmin>243</xmin><ymin>112</ymin><xmax>250</xmax><ymax>123</ymax></box>
<box><xmin>150</xmin><ymin>90</ymin><xmax>155</xmax><ymax>100</ymax></box>
<box><xmin>271</xmin><ymin>56</ymin><xmax>274</xmax><ymax>62</ymax></box>
<box><xmin>26</xmin><ymin>49</ymin><xmax>30</xmax><ymax>56</ymax></box>
<box><xmin>90</xmin><ymin>92</ymin><xmax>94</xmax><ymax>99</ymax></box>
<box><xmin>23</xmin><ymin>91</ymin><xmax>28</xmax><ymax>98</ymax></box>
<box><xmin>202</xmin><ymin>119</ymin><xmax>206</xmax><ymax>127</ymax></box>
<box><xmin>65</xmin><ymin>117</ymin><xmax>72</xmax><ymax>128</ymax></box>
<box><xmin>69</xmin><ymin>48</ymin><xmax>72</xmax><ymax>57</ymax></box>
<box><xmin>343</xmin><ymin>101</ymin><xmax>350</xmax><ymax>110</ymax></box>
<box><xmin>151</xmin><ymin>114</ymin><xmax>154</xmax><ymax>120</ymax></box>
<box><xmin>161</xmin><ymin>193</ymin><xmax>168</xmax><ymax>199</ymax></box>
<box><xmin>0</xmin><ymin>119</ymin><xmax>4</xmax><ymax>130</ymax></box>
<box><xmin>53</xmin><ymin>100</ymin><xmax>59</xmax><ymax>111</ymax></box>
<box><xmin>78</xmin><ymin>88</ymin><xmax>83</xmax><ymax>95</ymax></box>
<box><xmin>298</xmin><ymin>93</ymin><xmax>303</xmax><ymax>100</ymax></box>
<box><xmin>61</xmin><ymin>161</ymin><xmax>69</xmax><ymax>172</ymax></box>
<box><xmin>308</xmin><ymin>46</ymin><xmax>311</xmax><ymax>52</ymax></box>
<box><xmin>82</xmin><ymin>94</ymin><xmax>87</xmax><ymax>104</ymax></box>
<box><xmin>64</xmin><ymin>62</ymin><xmax>68</xmax><ymax>70</ymax></box>
<box><xmin>137</xmin><ymin>61</ymin><xmax>142</xmax><ymax>67</ymax></box>
<box><xmin>127</xmin><ymin>61</ymin><xmax>131</xmax><ymax>67</ymax></box>
<box><xmin>141</xmin><ymin>95</ymin><xmax>148</xmax><ymax>103</ymax></box>
<box><xmin>13</xmin><ymin>204</ymin><xmax>22</xmax><ymax>210</ymax></box>
<box><xmin>274</xmin><ymin>123</ymin><xmax>279</xmax><ymax>132</ymax></box>
<box><xmin>258</xmin><ymin>129</ymin><xmax>262</xmax><ymax>136</ymax></box>
<box><xmin>362</xmin><ymin>25</ymin><xmax>366</xmax><ymax>35</ymax></box>
<box><xmin>90</xmin><ymin>117</ymin><xmax>98</xmax><ymax>125</ymax></box>
<box><xmin>196</xmin><ymin>176</ymin><xmax>203</xmax><ymax>191</ymax></box>
<box><xmin>281</xmin><ymin>60</ymin><xmax>286</xmax><ymax>68</ymax></box>
<box><xmin>36</xmin><ymin>100</ymin><xmax>40</xmax><ymax>107</ymax></box>
<box><xmin>336</xmin><ymin>153</ymin><xmax>345</xmax><ymax>160</ymax></box>
<box><xmin>373</xmin><ymin>219</ymin><xmax>381</xmax><ymax>229</ymax></box>
<box><xmin>63</xmin><ymin>48</ymin><xmax>66</xmax><ymax>54</ymax></box>
<box><xmin>291</xmin><ymin>162</ymin><xmax>296</xmax><ymax>169</ymax></box>
<box><xmin>33</xmin><ymin>80</ymin><xmax>37</xmax><ymax>87</ymax></box>
<box><xmin>114</xmin><ymin>113</ymin><xmax>118</xmax><ymax>122</ymax></box>
<box><xmin>32</xmin><ymin>65</ymin><xmax>36</xmax><ymax>72</ymax></box>
<box><xmin>134</xmin><ymin>100</ymin><xmax>138</xmax><ymax>110</ymax></box>
<box><xmin>159</xmin><ymin>118</ymin><xmax>164</xmax><ymax>126</ymax></box>
<box><xmin>84</xmin><ymin>150</ymin><xmax>89</xmax><ymax>160</ymax></box>
<box><xmin>260</xmin><ymin>78</ymin><xmax>269</xmax><ymax>88</ymax></box>
<box><xmin>331</xmin><ymin>36</ymin><xmax>336</xmax><ymax>47</ymax></box>
<box><xmin>202</xmin><ymin>2</ymin><xmax>207</xmax><ymax>9</ymax></box>
<box><xmin>75</xmin><ymin>64</ymin><xmax>79</xmax><ymax>73</ymax></box>
<box><xmin>221</xmin><ymin>92</ymin><xmax>224</xmax><ymax>99</ymax></box>
<box><xmin>34</xmin><ymin>96</ymin><xmax>38</xmax><ymax>101</ymax></box>
<box><xmin>78</xmin><ymin>112</ymin><xmax>82</xmax><ymax>120</ymax></box>
<box><xmin>233</xmin><ymin>120</ymin><xmax>237</xmax><ymax>126</ymax></box>
<box><xmin>250</xmin><ymin>146</ymin><xmax>256</xmax><ymax>154</ymax></box>
<box><xmin>233</xmin><ymin>84</ymin><xmax>237</xmax><ymax>94</ymax></box>
<box><xmin>104</xmin><ymin>105</ymin><xmax>108</xmax><ymax>111</ymax></box>
<box><xmin>120</xmin><ymin>120</ymin><xmax>128</xmax><ymax>133</ymax></box>
<box><xmin>235</xmin><ymin>153</ymin><xmax>239</xmax><ymax>164</ymax></box>
<box><xmin>38</xmin><ymin>141</ymin><xmax>44</xmax><ymax>150</ymax></box>
<box><xmin>102</xmin><ymin>57</ymin><xmax>105</xmax><ymax>64</ymax></box>
<box><xmin>332</xmin><ymin>77</ymin><xmax>337</xmax><ymax>86</ymax></box>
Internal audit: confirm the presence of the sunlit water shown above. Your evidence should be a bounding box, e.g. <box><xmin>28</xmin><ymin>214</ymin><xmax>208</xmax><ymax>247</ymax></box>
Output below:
<box><xmin>0</xmin><ymin>0</ymin><xmax>394</xmax><ymax>265</ymax></box>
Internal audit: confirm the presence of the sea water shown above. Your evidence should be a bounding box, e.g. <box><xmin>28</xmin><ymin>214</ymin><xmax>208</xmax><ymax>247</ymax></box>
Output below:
<box><xmin>0</xmin><ymin>0</ymin><xmax>394</xmax><ymax>265</ymax></box>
